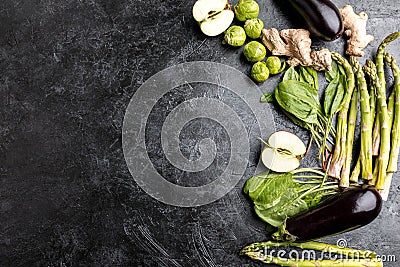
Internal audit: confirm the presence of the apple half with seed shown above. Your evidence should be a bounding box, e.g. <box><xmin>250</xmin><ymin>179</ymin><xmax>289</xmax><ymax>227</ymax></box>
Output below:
<box><xmin>192</xmin><ymin>0</ymin><xmax>234</xmax><ymax>36</ymax></box>
<box><xmin>261</xmin><ymin>131</ymin><xmax>307</xmax><ymax>172</ymax></box>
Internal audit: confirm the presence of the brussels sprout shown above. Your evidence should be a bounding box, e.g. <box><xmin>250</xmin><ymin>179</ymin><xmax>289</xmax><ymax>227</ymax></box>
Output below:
<box><xmin>243</xmin><ymin>41</ymin><xmax>266</xmax><ymax>62</ymax></box>
<box><xmin>222</xmin><ymin>26</ymin><xmax>246</xmax><ymax>47</ymax></box>
<box><xmin>265</xmin><ymin>56</ymin><xmax>284</xmax><ymax>74</ymax></box>
<box><xmin>244</xmin><ymin>18</ymin><xmax>264</xmax><ymax>39</ymax></box>
<box><xmin>234</xmin><ymin>0</ymin><xmax>259</xmax><ymax>22</ymax></box>
<box><xmin>251</xmin><ymin>62</ymin><xmax>269</xmax><ymax>82</ymax></box>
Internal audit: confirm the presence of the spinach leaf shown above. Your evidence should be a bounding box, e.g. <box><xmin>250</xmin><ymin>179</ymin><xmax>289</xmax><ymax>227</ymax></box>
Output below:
<box><xmin>324</xmin><ymin>57</ymin><xmax>348</xmax><ymax>117</ymax></box>
<box><xmin>260</xmin><ymin>92</ymin><xmax>275</xmax><ymax>103</ymax></box>
<box><xmin>323</xmin><ymin>74</ymin><xmax>340</xmax><ymax>116</ymax></box>
<box><xmin>244</xmin><ymin>171</ymin><xmax>338</xmax><ymax>228</ymax></box>
<box><xmin>283</xmin><ymin>66</ymin><xmax>299</xmax><ymax>81</ymax></box>
<box><xmin>246</xmin><ymin>172</ymin><xmax>295</xmax><ymax>208</ymax></box>
<box><xmin>330</xmin><ymin>75</ymin><xmax>346</xmax><ymax>115</ymax></box>
<box><xmin>299</xmin><ymin>66</ymin><xmax>319</xmax><ymax>90</ymax></box>
<box><xmin>254</xmin><ymin>188</ymin><xmax>308</xmax><ymax>227</ymax></box>
<box><xmin>303</xmin><ymin>189</ymin><xmax>335</xmax><ymax>209</ymax></box>
<box><xmin>244</xmin><ymin>172</ymin><xmax>308</xmax><ymax>227</ymax></box>
<box><xmin>274</xmin><ymin>80</ymin><xmax>321</xmax><ymax>124</ymax></box>
<box><xmin>244</xmin><ymin>172</ymin><xmax>282</xmax><ymax>195</ymax></box>
<box><xmin>325</xmin><ymin>60</ymin><xmax>339</xmax><ymax>82</ymax></box>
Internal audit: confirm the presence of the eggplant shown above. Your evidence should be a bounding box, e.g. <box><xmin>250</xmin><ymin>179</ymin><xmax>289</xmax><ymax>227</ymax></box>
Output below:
<box><xmin>274</xmin><ymin>187</ymin><xmax>382</xmax><ymax>242</ymax></box>
<box><xmin>288</xmin><ymin>0</ymin><xmax>344</xmax><ymax>41</ymax></box>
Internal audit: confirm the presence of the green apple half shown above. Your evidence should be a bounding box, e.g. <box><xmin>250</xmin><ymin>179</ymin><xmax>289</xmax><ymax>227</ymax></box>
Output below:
<box><xmin>192</xmin><ymin>0</ymin><xmax>234</xmax><ymax>36</ymax></box>
<box><xmin>261</xmin><ymin>131</ymin><xmax>307</xmax><ymax>172</ymax></box>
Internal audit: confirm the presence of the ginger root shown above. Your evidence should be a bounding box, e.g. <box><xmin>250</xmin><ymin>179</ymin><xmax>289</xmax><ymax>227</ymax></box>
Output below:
<box><xmin>339</xmin><ymin>5</ymin><xmax>374</xmax><ymax>57</ymax></box>
<box><xmin>261</xmin><ymin>28</ymin><xmax>332</xmax><ymax>71</ymax></box>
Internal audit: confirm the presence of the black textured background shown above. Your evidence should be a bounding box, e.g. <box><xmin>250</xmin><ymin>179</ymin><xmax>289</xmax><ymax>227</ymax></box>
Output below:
<box><xmin>1</xmin><ymin>0</ymin><xmax>400</xmax><ymax>266</ymax></box>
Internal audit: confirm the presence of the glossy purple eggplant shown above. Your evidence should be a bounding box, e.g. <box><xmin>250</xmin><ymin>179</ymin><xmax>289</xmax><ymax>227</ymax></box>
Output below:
<box><xmin>276</xmin><ymin>187</ymin><xmax>382</xmax><ymax>242</ymax></box>
<box><xmin>288</xmin><ymin>0</ymin><xmax>344</xmax><ymax>41</ymax></box>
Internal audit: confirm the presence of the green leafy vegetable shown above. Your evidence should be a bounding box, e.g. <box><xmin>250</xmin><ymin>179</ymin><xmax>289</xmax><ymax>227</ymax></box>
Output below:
<box><xmin>332</xmin><ymin>75</ymin><xmax>347</xmax><ymax>115</ymax></box>
<box><xmin>260</xmin><ymin>92</ymin><xmax>274</xmax><ymax>102</ymax></box>
<box><xmin>301</xmin><ymin>186</ymin><xmax>336</xmax><ymax>208</ymax></box>
<box><xmin>274</xmin><ymin>80</ymin><xmax>321</xmax><ymax>124</ymax></box>
<box><xmin>244</xmin><ymin>170</ymin><xmax>337</xmax><ymax>228</ymax></box>
<box><xmin>323</xmin><ymin>74</ymin><xmax>340</xmax><ymax>115</ymax></box>
<box><xmin>274</xmin><ymin>66</ymin><xmax>337</xmax><ymax>162</ymax></box>
<box><xmin>282</xmin><ymin>66</ymin><xmax>299</xmax><ymax>81</ymax></box>
<box><xmin>325</xmin><ymin>60</ymin><xmax>339</xmax><ymax>82</ymax></box>
<box><xmin>245</xmin><ymin>173</ymin><xmax>295</xmax><ymax>211</ymax></box>
<box><xmin>323</xmin><ymin>74</ymin><xmax>345</xmax><ymax>117</ymax></box>
<box><xmin>255</xmin><ymin>188</ymin><xmax>308</xmax><ymax>227</ymax></box>
<box><xmin>299</xmin><ymin>66</ymin><xmax>319</xmax><ymax>90</ymax></box>
<box><xmin>244</xmin><ymin>172</ymin><xmax>283</xmax><ymax>196</ymax></box>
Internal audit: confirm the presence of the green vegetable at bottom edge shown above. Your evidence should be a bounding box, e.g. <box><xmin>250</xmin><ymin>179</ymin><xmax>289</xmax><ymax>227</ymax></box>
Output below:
<box><xmin>241</xmin><ymin>241</ymin><xmax>383</xmax><ymax>267</ymax></box>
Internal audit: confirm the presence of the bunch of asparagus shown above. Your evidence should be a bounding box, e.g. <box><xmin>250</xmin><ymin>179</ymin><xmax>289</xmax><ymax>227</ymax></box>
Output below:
<box><xmin>327</xmin><ymin>32</ymin><xmax>400</xmax><ymax>196</ymax></box>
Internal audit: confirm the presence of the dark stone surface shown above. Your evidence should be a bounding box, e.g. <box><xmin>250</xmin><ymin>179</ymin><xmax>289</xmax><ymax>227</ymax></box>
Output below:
<box><xmin>0</xmin><ymin>0</ymin><xmax>399</xmax><ymax>266</ymax></box>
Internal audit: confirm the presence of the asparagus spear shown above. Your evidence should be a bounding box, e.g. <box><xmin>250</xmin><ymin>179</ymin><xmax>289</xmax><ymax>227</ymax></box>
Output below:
<box><xmin>364</xmin><ymin>60</ymin><xmax>389</xmax><ymax>190</ymax></box>
<box><xmin>328</xmin><ymin>52</ymin><xmax>355</xmax><ymax>179</ymax></box>
<box><xmin>381</xmin><ymin>173</ymin><xmax>394</xmax><ymax>201</ymax></box>
<box><xmin>242</xmin><ymin>252</ymin><xmax>383</xmax><ymax>267</ymax></box>
<box><xmin>240</xmin><ymin>241</ymin><xmax>378</xmax><ymax>258</ymax></box>
<box><xmin>376</xmin><ymin>32</ymin><xmax>400</xmax><ymax>92</ymax></box>
<box><xmin>385</xmin><ymin>52</ymin><xmax>400</xmax><ymax>173</ymax></box>
<box><xmin>340</xmin><ymin>86</ymin><xmax>358</xmax><ymax>187</ymax></box>
<box><xmin>371</xmin><ymin>110</ymin><xmax>381</xmax><ymax>156</ymax></box>
<box><xmin>369</xmin><ymin>70</ymin><xmax>379</xmax><ymax>156</ymax></box>
<box><xmin>370</xmin><ymin>159</ymin><xmax>379</xmax><ymax>186</ymax></box>
<box><xmin>369</xmin><ymin>67</ymin><xmax>377</xmax><ymax>123</ymax></box>
<box><xmin>387</xmin><ymin>90</ymin><xmax>395</xmax><ymax>139</ymax></box>
<box><xmin>241</xmin><ymin>241</ymin><xmax>383</xmax><ymax>267</ymax></box>
<box><xmin>349</xmin><ymin>158</ymin><xmax>361</xmax><ymax>183</ymax></box>
<box><xmin>379</xmin><ymin>91</ymin><xmax>395</xmax><ymax>190</ymax></box>
<box><xmin>351</xmin><ymin>56</ymin><xmax>373</xmax><ymax>181</ymax></box>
